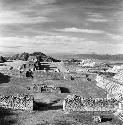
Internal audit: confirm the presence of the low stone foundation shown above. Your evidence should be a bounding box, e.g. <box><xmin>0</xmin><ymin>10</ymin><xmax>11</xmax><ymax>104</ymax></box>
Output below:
<box><xmin>63</xmin><ymin>94</ymin><xmax>121</xmax><ymax>113</ymax></box>
<box><xmin>32</xmin><ymin>84</ymin><xmax>61</xmax><ymax>94</ymax></box>
<box><xmin>0</xmin><ymin>94</ymin><xmax>33</xmax><ymax>110</ymax></box>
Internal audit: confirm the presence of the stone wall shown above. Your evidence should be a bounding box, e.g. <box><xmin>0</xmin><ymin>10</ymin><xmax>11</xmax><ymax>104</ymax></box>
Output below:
<box><xmin>80</xmin><ymin>59</ymin><xmax>105</xmax><ymax>68</ymax></box>
<box><xmin>32</xmin><ymin>83</ymin><xmax>60</xmax><ymax>94</ymax></box>
<box><xmin>63</xmin><ymin>94</ymin><xmax>120</xmax><ymax>113</ymax></box>
<box><xmin>0</xmin><ymin>94</ymin><xmax>33</xmax><ymax>110</ymax></box>
<box><xmin>96</xmin><ymin>75</ymin><xmax>123</xmax><ymax>95</ymax></box>
<box><xmin>113</xmin><ymin>70</ymin><xmax>123</xmax><ymax>84</ymax></box>
<box><xmin>107</xmin><ymin>93</ymin><xmax>123</xmax><ymax>100</ymax></box>
<box><xmin>107</xmin><ymin>65</ymin><xmax>123</xmax><ymax>73</ymax></box>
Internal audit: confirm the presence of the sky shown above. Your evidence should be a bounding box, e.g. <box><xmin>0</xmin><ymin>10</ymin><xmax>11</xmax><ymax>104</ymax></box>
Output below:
<box><xmin>0</xmin><ymin>0</ymin><xmax>123</xmax><ymax>55</ymax></box>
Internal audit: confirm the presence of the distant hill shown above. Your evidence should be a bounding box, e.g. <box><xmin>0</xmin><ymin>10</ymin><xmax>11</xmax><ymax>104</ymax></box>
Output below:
<box><xmin>4</xmin><ymin>52</ymin><xmax>60</xmax><ymax>62</ymax></box>
<box><xmin>75</xmin><ymin>54</ymin><xmax>123</xmax><ymax>60</ymax></box>
<box><xmin>4</xmin><ymin>52</ymin><xmax>123</xmax><ymax>62</ymax></box>
<box><xmin>50</xmin><ymin>53</ymin><xmax>123</xmax><ymax>61</ymax></box>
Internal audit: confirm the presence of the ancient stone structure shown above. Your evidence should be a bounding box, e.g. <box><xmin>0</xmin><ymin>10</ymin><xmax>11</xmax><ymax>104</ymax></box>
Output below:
<box><xmin>96</xmin><ymin>75</ymin><xmax>123</xmax><ymax>95</ymax></box>
<box><xmin>80</xmin><ymin>59</ymin><xmax>96</xmax><ymax>67</ymax></box>
<box><xmin>28</xmin><ymin>55</ymin><xmax>37</xmax><ymax>62</ymax></box>
<box><xmin>107</xmin><ymin>65</ymin><xmax>123</xmax><ymax>73</ymax></box>
<box><xmin>0</xmin><ymin>94</ymin><xmax>33</xmax><ymax>110</ymax></box>
<box><xmin>79</xmin><ymin>59</ymin><xmax>106</xmax><ymax>68</ymax></box>
<box><xmin>113</xmin><ymin>70</ymin><xmax>123</xmax><ymax>84</ymax></box>
<box><xmin>76</xmin><ymin>67</ymin><xmax>89</xmax><ymax>73</ymax></box>
<box><xmin>19</xmin><ymin>61</ymin><xmax>36</xmax><ymax>72</ymax></box>
<box><xmin>32</xmin><ymin>83</ymin><xmax>61</xmax><ymax>94</ymax></box>
<box><xmin>63</xmin><ymin>94</ymin><xmax>83</xmax><ymax>113</ymax></box>
<box><xmin>63</xmin><ymin>94</ymin><xmax>120</xmax><ymax>114</ymax></box>
<box><xmin>107</xmin><ymin>93</ymin><xmax>123</xmax><ymax>101</ymax></box>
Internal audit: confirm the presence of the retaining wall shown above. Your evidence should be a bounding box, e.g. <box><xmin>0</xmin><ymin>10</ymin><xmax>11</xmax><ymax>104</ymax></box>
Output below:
<box><xmin>63</xmin><ymin>94</ymin><xmax>121</xmax><ymax>113</ymax></box>
<box><xmin>0</xmin><ymin>94</ymin><xmax>33</xmax><ymax>110</ymax></box>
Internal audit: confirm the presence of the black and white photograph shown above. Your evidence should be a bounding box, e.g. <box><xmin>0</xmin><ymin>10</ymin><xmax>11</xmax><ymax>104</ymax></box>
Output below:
<box><xmin>0</xmin><ymin>0</ymin><xmax>123</xmax><ymax>125</ymax></box>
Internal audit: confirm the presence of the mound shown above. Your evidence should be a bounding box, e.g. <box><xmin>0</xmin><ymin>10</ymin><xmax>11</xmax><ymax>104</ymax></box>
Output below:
<box><xmin>29</xmin><ymin>52</ymin><xmax>60</xmax><ymax>62</ymax></box>
<box><xmin>4</xmin><ymin>52</ymin><xmax>60</xmax><ymax>62</ymax></box>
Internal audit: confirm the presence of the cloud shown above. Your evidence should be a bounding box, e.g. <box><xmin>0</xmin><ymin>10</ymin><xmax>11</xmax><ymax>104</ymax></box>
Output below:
<box><xmin>107</xmin><ymin>33</ymin><xmax>123</xmax><ymax>41</ymax></box>
<box><xmin>0</xmin><ymin>35</ymin><xmax>84</xmax><ymax>45</ymax></box>
<box><xmin>0</xmin><ymin>34</ymin><xmax>85</xmax><ymax>53</ymax></box>
<box><xmin>0</xmin><ymin>33</ymin><xmax>123</xmax><ymax>54</ymax></box>
<box><xmin>32</xmin><ymin>0</ymin><xmax>56</xmax><ymax>5</ymax></box>
<box><xmin>57</xmin><ymin>27</ymin><xmax>104</xmax><ymax>34</ymax></box>
<box><xmin>0</xmin><ymin>0</ymin><xmax>56</xmax><ymax>8</ymax></box>
<box><xmin>0</xmin><ymin>0</ymin><xmax>123</xmax><ymax>54</ymax></box>
<box><xmin>87</xmin><ymin>12</ymin><xmax>104</xmax><ymax>18</ymax></box>
<box><xmin>0</xmin><ymin>45</ymin><xmax>22</xmax><ymax>49</ymax></box>
<box><xmin>86</xmin><ymin>12</ymin><xmax>109</xmax><ymax>23</ymax></box>
<box><xmin>87</xmin><ymin>18</ymin><xmax>108</xmax><ymax>23</ymax></box>
<box><xmin>34</xmin><ymin>35</ymin><xmax>85</xmax><ymax>44</ymax></box>
<box><xmin>0</xmin><ymin>10</ymin><xmax>53</xmax><ymax>25</ymax></box>
<box><xmin>0</xmin><ymin>0</ymin><xmax>59</xmax><ymax>26</ymax></box>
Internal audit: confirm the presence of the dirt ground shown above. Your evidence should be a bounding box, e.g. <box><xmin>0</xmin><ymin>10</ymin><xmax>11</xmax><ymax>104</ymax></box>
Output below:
<box><xmin>0</xmin><ymin>68</ymin><xmax>123</xmax><ymax>125</ymax></box>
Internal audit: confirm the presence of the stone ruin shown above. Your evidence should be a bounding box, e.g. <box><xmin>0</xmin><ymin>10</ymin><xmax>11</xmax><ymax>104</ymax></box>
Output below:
<box><xmin>0</xmin><ymin>94</ymin><xmax>33</xmax><ymax>110</ymax></box>
<box><xmin>79</xmin><ymin>59</ymin><xmax>107</xmax><ymax>68</ymax></box>
<box><xmin>107</xmin><ymin>65</ymin><xmax>123</xmax><ymax>74</ymax></box>
<box><xmin>95</xmin><ymin>74</ymin><xmax>123</xmax><ymax>95</ymax></box>
<box><xmin>29</xmin><ymin>83</ymin><xmax>61</xmax><ymax>94</ymax></box>
<box><xmin>63</xmin><ymin>94</ymin><xmax>122</xmax><ymax>114</ymax></box>
<box><xmin>113</xmin><ymin>70</ymin><xmax>123</xmax><ymax>84</ymax></box>
<box><xmin>107</xmin><ymin>92</ymin><xmax>123</xmax><ymax>101</ymax></box>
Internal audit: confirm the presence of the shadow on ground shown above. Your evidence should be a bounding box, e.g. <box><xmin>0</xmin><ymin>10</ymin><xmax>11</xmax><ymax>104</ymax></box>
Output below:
<box><xmin>33</xmin><ymin>100</ymin><xmax>63</xmax><ymax>111</ymax></box>
<box><xmin>59</xmin><ymin>87</ymin><xmax>70</xmax><ymax>93</ymax></box>
<box><xmin>0</xmin><ymin>107</ymin><xmax>17</xmax><ymax>125</ymax></box>
<box><xmin>0</xmin><ymin>73</ymin><xmax>10</xmax><ymax>84</ymax></box>
<box><xmin>101</xmin><ymin>116</ymin><xmax>112</xmax><ymax>122</ymax></box>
